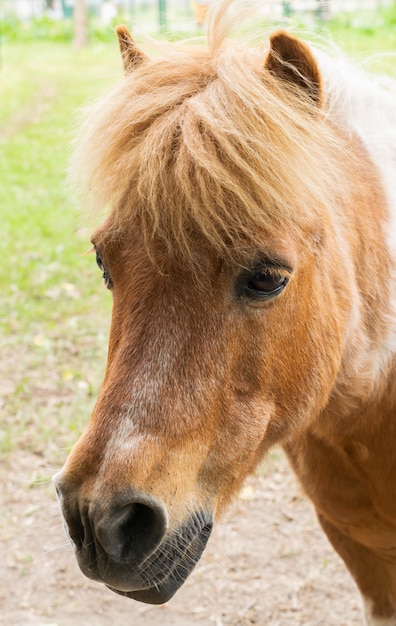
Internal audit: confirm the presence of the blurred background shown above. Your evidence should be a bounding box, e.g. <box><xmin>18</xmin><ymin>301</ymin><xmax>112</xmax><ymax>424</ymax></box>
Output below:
<box><xmin>0</xmin><ymin>2</ymin><xmax>395</xmax><ymax>625</ymax></box>
<box><xmin>2</xmin><ymin>0</ymin><xmax>396</xmax><ymax>41</ymax></box>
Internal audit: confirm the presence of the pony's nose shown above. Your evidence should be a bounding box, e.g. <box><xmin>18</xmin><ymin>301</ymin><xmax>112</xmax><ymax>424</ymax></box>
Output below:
<box><xmin>54</xmin><ymin>475</ymin><xmax>168</xmax><ymax>565</ymax></box>
<box><xmin>95</xmin><ymin>496</ymin><xmax>169</xmax><ymax>563</ymax></box>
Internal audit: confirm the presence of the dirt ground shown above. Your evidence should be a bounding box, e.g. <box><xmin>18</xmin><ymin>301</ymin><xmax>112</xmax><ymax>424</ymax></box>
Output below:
<box><xmin>1</xmin><ymin>445</ymin><xmax>365</xmax><ymax>626</ymax></box>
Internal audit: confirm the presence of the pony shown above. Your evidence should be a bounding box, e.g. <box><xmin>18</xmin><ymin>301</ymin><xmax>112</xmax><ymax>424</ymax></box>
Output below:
<box><xmin>54</xmin><ymin>5</ymin><xmax>396</xmax><ymax>624</ymax></box>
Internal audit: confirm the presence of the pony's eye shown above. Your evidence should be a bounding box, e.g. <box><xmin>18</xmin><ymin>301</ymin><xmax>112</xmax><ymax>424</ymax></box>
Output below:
<box><xmin>96</xmin><ymin>251</ymin><xmax>104</xmax><ymax>271</ymax></box>
<box><xmin>238</xmin><ymin>265</ymin><xmax>289</xmax><ymax>301</ymax></box>
<box><xmin>95</xmin><ymin>249</ymin><xmax>112</xmax><ymax>289</ymax></box>
<box><xmin>247</xmin><ymin>270</ymin><xmax>286</xmax><ymax>294</ymax></box>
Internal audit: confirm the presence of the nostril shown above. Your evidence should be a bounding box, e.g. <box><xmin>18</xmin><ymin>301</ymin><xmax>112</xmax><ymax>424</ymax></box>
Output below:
<box><xmin>116</xmin><ymin>502</ymin><xmax>155</xmax><ymax>538</ymax></box>
<box><xmin>53</xmin><ymin>476</ymin><xmax>88</xmax><ymax>552</ymax></box>
<box><xmin>95</xmin><ymin>496</ymin><xmax>168</xmax><ymax>564</ymax></box>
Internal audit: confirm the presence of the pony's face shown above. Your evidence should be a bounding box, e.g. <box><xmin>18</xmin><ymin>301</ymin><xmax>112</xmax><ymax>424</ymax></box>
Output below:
<box><xmin>54</xmin><ymin>215</ymin><xmax>350</xmax><ymax>603</ymax></box>
<box><xmin>54</xmin><ymin>26</ymin><xmax>365</xmax><ymax>604</ymax></box>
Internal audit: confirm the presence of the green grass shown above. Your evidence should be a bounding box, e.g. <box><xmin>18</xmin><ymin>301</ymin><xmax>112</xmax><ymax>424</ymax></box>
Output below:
<box><xmin>0</xmin><ymin>42</ymin><xmax>121</xmax><ymax>324</ymax></box>
<box><xmin>324</xmin><ymin>12</ymin><xmax>396</xmax><ymax>65</ymax></box>
<box><xmin>0</xmin><ymin>42</ymin><xmax>121</xmax><ymax>457</ymax></box>
<box><xmin>0</xmin><ymin>21</ymin><xmax>395</xmax><ymax>460</ymax></box>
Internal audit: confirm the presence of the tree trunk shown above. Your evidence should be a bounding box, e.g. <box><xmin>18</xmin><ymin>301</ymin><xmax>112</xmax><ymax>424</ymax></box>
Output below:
<box><xmin>316</xmin><ymin>0</ymin><xmax>331</xmax><ymax>21</ymax></box>
<box><xmin>73</xmin><ymin>0</ymin><xmax>88</xmax><ymax>49</ymax></box>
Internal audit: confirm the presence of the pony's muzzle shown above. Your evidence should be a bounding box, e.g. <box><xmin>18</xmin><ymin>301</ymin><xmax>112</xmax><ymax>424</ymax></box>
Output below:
<box><xmin>54</xmin><ymin>472</ymin><xmax>213</xmax><ymax>602</ymax></box>
<box><xmin>54</xmin><ymin>474</ymin><xmax>168</xmax><ymax>572</ymax></box>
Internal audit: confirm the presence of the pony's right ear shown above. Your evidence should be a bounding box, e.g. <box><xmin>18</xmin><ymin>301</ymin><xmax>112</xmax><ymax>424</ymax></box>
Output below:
<box><xmin>116</xmin><ymin>25</ymin><xmax>147</xmax><ymax>74</ymax></box>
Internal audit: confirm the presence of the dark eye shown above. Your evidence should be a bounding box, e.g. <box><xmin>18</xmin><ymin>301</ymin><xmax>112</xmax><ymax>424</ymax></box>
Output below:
<box><xmin>247</xmin><ymin>269</ymin><xmax>286</xmax><ymax>294</ymax></box>
<box><xmin>238</xmin><ymin>264</ymin><xmax>289</xmax><ymax>301</ymax></box>
<box><xmin>95</xmin><ymin>249</ymin><xmax>112</xmax><ymax>288</ymax></box>
<box><xmin>96</xmin><ymin>251</ymin><xmax>104</xmax><ymax>271</ymax></box>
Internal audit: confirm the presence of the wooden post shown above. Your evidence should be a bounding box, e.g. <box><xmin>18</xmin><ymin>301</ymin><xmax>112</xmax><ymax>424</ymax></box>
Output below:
<box><xmin>159</xmin><ymin>0</ymin><xmax>167</xmax><ymax>32</ymax></box>
<box><xmin>73</xmin><ymin>0</ymin><xmax>88</xmax><ymax>49</ymax></box>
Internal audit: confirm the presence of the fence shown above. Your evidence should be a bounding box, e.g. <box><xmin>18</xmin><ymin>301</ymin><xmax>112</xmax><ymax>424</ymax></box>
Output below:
<box><xmin>2</xmin><ymin>0</ymin><xmax>395</xmax><ymax>26</ymax></box>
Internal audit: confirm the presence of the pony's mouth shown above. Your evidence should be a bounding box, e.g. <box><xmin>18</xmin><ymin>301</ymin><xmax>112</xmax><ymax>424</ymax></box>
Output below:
<box><xmin>75</xmin><ymin>512</ymin><xmax>213</xmax><ymax>604</ymax></box>
<box><xmin>107</xmin><ymin>521</ymin><xmax>213</xmax><ymax>604</ymax></box>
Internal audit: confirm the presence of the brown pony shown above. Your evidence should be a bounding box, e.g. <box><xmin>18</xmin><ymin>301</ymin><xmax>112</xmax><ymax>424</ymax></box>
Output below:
<box><xmin>54</xmin><ymin>6</ymin><xmax>396</xmax><ymax>624</ymax></box>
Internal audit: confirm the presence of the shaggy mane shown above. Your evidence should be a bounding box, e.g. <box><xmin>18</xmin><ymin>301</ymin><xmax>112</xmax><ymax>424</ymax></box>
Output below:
<box><xmin>71</xmin><ymin>6</ymin><xmax>355</xmax><ymax>265</ymax></box>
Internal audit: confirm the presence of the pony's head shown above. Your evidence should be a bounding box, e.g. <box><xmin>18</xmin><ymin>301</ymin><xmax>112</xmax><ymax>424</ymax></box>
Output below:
<box><xmin>54</xmin><ymin>14</ymin><xmax>389</xmax><ymax>604</ymax></box>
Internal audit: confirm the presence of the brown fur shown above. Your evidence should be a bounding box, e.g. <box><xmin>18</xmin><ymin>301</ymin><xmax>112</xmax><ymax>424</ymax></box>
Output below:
<box><xmin>58</xmin><ymin>8</ymin><xmax>396</xmax><ymax>622</ymax></box>
<box><xmin>265</xmin><ymin>30</ymin><xmax>322</xmax><ymax>105</ymax></box>
<box><xmin>71</xmin><ymin>20</ymin><xmax>351</xmax><ymax>270</ymax></box>
<box><xmin>116</xmin><ymin>24</ymin><xmax>147</xmax><ymax>73</ymax></box>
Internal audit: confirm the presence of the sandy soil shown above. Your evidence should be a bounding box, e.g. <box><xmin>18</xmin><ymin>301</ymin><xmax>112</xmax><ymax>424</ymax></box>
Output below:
<box><xmin>1</xmin><ymin>446</ymin><xmax>364</xmax><ymax>626</ymax></box>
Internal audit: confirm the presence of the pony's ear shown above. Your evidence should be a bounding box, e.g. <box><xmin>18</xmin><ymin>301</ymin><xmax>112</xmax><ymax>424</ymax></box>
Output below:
<box><xmin>116</xmin><ymin>25</ymin><xmax>147</xmax><ymax>74</ymax></box>
<box><xmin>265</xmin><ymin>30</ymin><xmax>322</xmax><ymax>106</ymax></box>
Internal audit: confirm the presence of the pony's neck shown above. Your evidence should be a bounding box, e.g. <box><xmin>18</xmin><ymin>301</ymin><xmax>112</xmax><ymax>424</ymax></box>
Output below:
<box><xmin>317</xmin><ymin>49</ymin><xmax>396</xmax><ymax>255</ymax></box>
<box><xmin>315</xmin><ymin>50</ymin><xmax>396</xmax><ymax>400</ymax></box>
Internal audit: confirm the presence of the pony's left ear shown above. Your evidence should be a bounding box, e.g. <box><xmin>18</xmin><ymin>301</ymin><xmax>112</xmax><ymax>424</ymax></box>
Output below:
<box><xmin>265</xmin><ymin>30</ymin><xmax>322</xmax><ymax>106</ymax></box>
<box><xmin>116</xmin><ymin>25</ymin><xmax>147</xmax><ymax>74</ymax></box>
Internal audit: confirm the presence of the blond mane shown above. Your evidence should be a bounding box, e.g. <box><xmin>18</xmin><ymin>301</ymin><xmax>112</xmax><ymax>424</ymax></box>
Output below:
<box><xmin>71</xmin><ymin>9</ymin><xmax>355</xmax><ymax>265</ymax></box>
